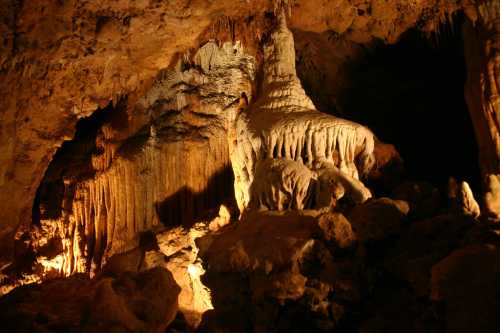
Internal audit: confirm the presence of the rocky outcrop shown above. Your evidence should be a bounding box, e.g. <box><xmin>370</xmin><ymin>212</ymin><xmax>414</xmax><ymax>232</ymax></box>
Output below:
<box><xmin>144</xmin><ymin>220</ymin><xmax>219</xmax><ymax>328</ymax></box>
<box><xmin>0</xmin><ymin>0</ymin><xmax>465</xmax><ymax>267</ymax></box>
<box><xmin>0</xmin><ymin>267</ymin><xmax>180</xmax><ymax>333</ymax></box>
<box><xmin>484</xmin><ymin>173</ymin><xmax>500</xmax><ymax>221</ymax></box>
<box><xmin>231</xmin><ymin>14</ymin><xmax>376</xmax><ymax>213</ymax></box>
<box><xmin>249</xmin><ymin>158</ymin><xmax>372</xmax><ymax>212</ymax></box>
<box><xmin>448</xmin><ymin>179</ymin><xmax>481</xmax><ymax>218</ymax></box>
<box><xmin>2</xmin><ymin>40</ymin><xmax>255</xmax><ymax>284</ymax></box>
<box><xmin>316</xmin><ymin>167</ymin><xmax>372</xmax><ymax>206</ymax></box>
<box><xmin>348</xmin><ymin>198</ymin><xmax>409</xmax><ymax>242</ymax></box>
<box><xmin>198</xmin><ymin>210</ymin><xmax>360</xmax><ymax>332</ymax></box>
<box><xmin>464</xmin><ymin>2</ymin><xmax>500</xmax><ymax>176</ymax></box>
<box><xmin>392</xmin><ymin>181</ymin><xmax>441</xmax><ymax>220</ymax></box>
<box><xmin>431</xmin><ymin>244</ymin><xmax>500</xmax><ymax>333</ymax></box>
<box><xmin>0</xmin><ymin>1</ymin><xmax>497</xmax><ymax>333</ymax></box>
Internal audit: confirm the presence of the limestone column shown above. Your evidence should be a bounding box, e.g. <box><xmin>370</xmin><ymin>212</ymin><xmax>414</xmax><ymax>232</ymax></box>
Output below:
<box><xmin>464</xmin><ymin>2</ymin><xmax>500</xmax><ymax>176</ymax></box>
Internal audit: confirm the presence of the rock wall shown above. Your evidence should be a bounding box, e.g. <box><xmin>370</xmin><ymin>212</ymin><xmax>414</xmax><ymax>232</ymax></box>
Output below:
<box><xmin>27</xmin><ymin>41</ymin><xmax>255</xmax><ymax>277</ymax></box>
<box><xmin>0</xmin><ymin>0</ymin><xmax>467</xmax><ymax>264</ymax></box>
<box><xmin>464</xmin><ymin>2</ymin><xmax>500</xmax><ymax>176</ymax></box>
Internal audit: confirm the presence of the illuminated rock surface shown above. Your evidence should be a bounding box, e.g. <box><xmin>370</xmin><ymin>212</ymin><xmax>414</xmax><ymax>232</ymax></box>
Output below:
<box><xmin>0</xmin><ymin>1</ymin><xmax>499</xmax><ymax>332</ymax></box>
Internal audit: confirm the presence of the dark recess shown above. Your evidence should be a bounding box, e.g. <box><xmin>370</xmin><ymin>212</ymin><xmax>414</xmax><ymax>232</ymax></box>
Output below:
<box><xmin>338</xmin><ymin>14</ymin><xmax>480</xmax><ymax>191</ymax></box>
<box><xmin>32</xmin><ymin>99</ymin><xmax>128</xmax><ymax>225</ymax></box>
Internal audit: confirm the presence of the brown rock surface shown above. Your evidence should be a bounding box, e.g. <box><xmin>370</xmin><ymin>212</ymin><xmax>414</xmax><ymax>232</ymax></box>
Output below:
<box><xmin>0</xmin><ymin>267</ymin><xmax>180</xmax><ymax>333</ymax></box>
<box><xmin>386</xmin><ymin>214</ymin><xmax>477</xmax><ymax>298</ymax></box>
<box><xmin>0</xmin><ymin>1</ymin><xmax>499</xmax><ymax>332</ymax></box>
<box><xmin>317</xmin><ymin>212</ymin><xmax>357</xmax><ymax>249</ymax></box>
<box><xmin>484</xmin><ymin>173</ymin><xmax>500</xmax><ymax>221</ymax></box>
<box><xmin>431</xmin><ymin>244</ymin><xmax>500</xmax><ymax>333</ymax></box>
<box><xmin>348</xmin><ymin>197</ymin><xmax>409</xmax><ymax>242</ymax></box>
<box><xmin>198</xmin><ymin>210</ymin><xmax>360</xmax><ymax>332</ymax></box>
<box><xmin>464</xmin><ymin>2</ymin><xmax>500</xmax><ymax>176</ymax></box>
<box><xmin>0</xmin><ymin>0</ymin><xmax>470</xmax><ymax>264</ymax></box>
<box><xmin>392</xmin><ymin>181</ymin><xmax>441</xmax><ymax>219</ymax></box>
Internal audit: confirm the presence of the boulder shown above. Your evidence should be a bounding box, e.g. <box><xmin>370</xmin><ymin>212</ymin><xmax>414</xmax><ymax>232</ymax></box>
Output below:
<box><xmin>431</xmin><ymin>244</ymin><xmax>500</xmax><ymax>333</ymax></box>
<box><xmin>392</xmin><ymin>181</ymin><xmax>441</xmax><ymax>219</ymax></box>
<box><xmin>198</xmin><ymin>210</ymin><xmax>359</xmax><ymax>332</ymax></box>
<box><xmin>484</xmin><ymin>174</ymin><xmax>500</xmax><ymax>222</ymax></box>
<box><xmin>317</xmin><ymin>212</ymin><xmax>357</xmax><ymax>249</ymax></box>
<box><xmin>386</xmin><ymin>214</ymin><xmax>476</xmax><ymax>298</ymax></box>
<box><xmin>0</xmin><ymin>267</ymin><xmax>180</xmax><ymax>333</ymax></box>
<box><xmin>348</xmin><ymin>198</ymin><xmax>409</xmax><ymax>242</ymax></box>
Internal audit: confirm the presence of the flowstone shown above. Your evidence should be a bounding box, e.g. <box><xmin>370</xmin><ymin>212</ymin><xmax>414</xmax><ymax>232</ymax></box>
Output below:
<box><xmin>231</xmin><ymin>14</ymin><xmax>376</xmax><ymax>213</ymax></box>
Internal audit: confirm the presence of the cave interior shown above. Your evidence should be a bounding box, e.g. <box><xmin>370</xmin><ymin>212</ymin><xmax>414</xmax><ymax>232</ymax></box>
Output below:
<box><xmin>0</xmin><ymin>2</ymin><xmax>499</xmax><ymax>333</ymax></box>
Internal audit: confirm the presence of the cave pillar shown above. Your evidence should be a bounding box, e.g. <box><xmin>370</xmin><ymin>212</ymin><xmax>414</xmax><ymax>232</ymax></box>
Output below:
<box><xmin>463</xmin><ymin>2</ymin><xmax>500</xmax><ymax>176</ymax></box>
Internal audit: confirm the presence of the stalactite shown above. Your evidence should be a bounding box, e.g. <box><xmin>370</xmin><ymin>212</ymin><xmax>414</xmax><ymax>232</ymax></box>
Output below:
<box><xmin>32</xmin><ymin>40</ymin><xmax>255</xmax><ymax>277</ymax></box>
<box><xmin>54</xmin><ymin>132</ymin><xmax>233</xmax><ymax>276</ymax></box>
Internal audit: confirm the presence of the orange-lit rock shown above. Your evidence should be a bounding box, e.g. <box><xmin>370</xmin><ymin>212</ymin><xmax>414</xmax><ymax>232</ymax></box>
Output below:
<box><xmin>0</xmin><ymin>0</ymin><xmax>469</xmax><ymax>263</ymax></box>
<box><xmin>0</xmin><ymin>267</ymin><xmax>180</xmax><ymax>333</ymax></box>
<box><xmin>0</xmin><ymin>1</ymin><xmax>499</xmax><ymax>332</ymax></box>
<box><xmin>431</xmin><ymin>244</ymin><xmax>500</xmax><ymax>333</ymax></box>
<box><xmin>348</xmin><ymin>197</ymin><xmax>409</xmax><ymax>242</ymax></box>
<box><xmin>464</xmin><ymin>2</ymin><xmax>500</xmax><ymax>176</ymax></box>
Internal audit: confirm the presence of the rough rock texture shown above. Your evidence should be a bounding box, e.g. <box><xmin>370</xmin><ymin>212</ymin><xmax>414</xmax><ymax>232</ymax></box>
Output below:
<box><xmin>448</xmin><ymin>178</ymin><xmax>481</xmax><ymax>217</ymax></box>
<box><xmin>196</xmin><ymin>198</ymin><xmax>500</xmax><ymax>332</ymax></box>
<box><xmin>19</xmin><ymin>40</ymin><xmax>253</xmax><ymax>281</ymax></box>
<box><xmin>316</xmin><ymin>166</ymin><xmax>373</xmax><ymax>206</ymax></box>
<box><xmin>431</xmin><ymin>244</ymin><xmax>500</xmax><ymax>333</ymax></box>
<box><xmin>232</xmin><ymin>14</ymin><xmax>376</xmax><ymax>213</ymax></box>
<box><xmin>0</xmin><ymin>0</ymin><xmax>477</xmax><ymax>264</ymax></box>
<box><xmin>464</xmin><ymin>2</ymin><xmax>500</xmax><ymax>176</ymax></box>
<box><xmin>348</xmin><ymin>198</ymin><xmax>409</xmax><ymax>242</ymax></box>
<box><xmin>0</xmin><ymin>267</ymin><xmax>180</xmax><ymax>333</ymax></box>
<box><xmin>198</xmin><ymin>210</ymin><xmax>360</xmax><ymax>332</ymax></box>
<box><xmin>250</xmin><ymin>158</ymin><xmax>317</xmax><ymax>211</ymax></box>
<box><xmin>144</xmin><ymin>220</ymin><xmax>218</xmax><ymax>328</ymax></box>
<box><xmin>392</xmin><ymin>181</ymin><xmax>441</xmax><ymax>220</ymax></box>
<box><xmin>249</xmin><ymin>158</ymin><xmax>372</xmax><ymax>212</ymax></box>
<box><xmin>484</xmin><ymin>173</ymin><xmax>500</xmax><ymax>221</ymax></box>
<box><xmin>386</xmin><ymin>214</ymin><xmax>477</xmax><ymax>298</ymax></box>
<box><xmin>1</xmin><ymin>1</ymin><xmax>499</xmax><ymax>332</ymax></box>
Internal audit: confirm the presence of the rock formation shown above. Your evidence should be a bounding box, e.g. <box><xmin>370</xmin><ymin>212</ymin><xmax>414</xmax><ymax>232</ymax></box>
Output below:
<box><xmin>449</xmin><ymin>178</ymin><xmax>481</xmax><ymax>218</ymax></box>
<box><xmin>0</xmin><ymin>267</ymin><xmax>180</xmax><ymax>333</ymax></box>
<box><xmin>24</xmin><ymin>40</ymin><xmax>254</xmax><ymax>278</ymax></box>
<box><xmin>198</xmin><ymin>210</ymin><xmax>358</xmax><ymax>332</ymax></box>
<box><xmin>484</xmin><ymin>174</ymin><xmax>500</xmax><ymax>221</ymax></box>
<box><xmin>0</xmin><ymin>1</ymin><xmax>500</xmax><ymax>332</ymax></box>
<box><xmin>250</xmin><ymin>158</ymin><xmax>316</xmax><ymax>211</ymax></box>
<box><xmin>248</xmin><ymin>158</ymin><xmax>372</xmax><ymax>212</ymax></box>
<box><xmin>231</xmin><ymin>14</ymin><xmax>376</xmax><ymax>213</ymax></box>
<box><xmin>464</xmin><ymin>1</ymin><xmax>500</xmax><ymax>176</ymax></box>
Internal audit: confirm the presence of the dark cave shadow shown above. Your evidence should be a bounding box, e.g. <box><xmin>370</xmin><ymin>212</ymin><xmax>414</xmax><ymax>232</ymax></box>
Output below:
<box><xmin>32</xmin><ymin>97</ymin><xmax>129</xmax><ymax>225</ymax></box>
<box><xmin>155</xmin><ymin>165</ymin><xmax>235</xmax><ymax>229</ymax></box>
<box><xmin>296</xmin><ymin>13</ymin><xmax>481</xmax><ymax>193</ymax></box>
<box><xmin>342</xmin><ymin>18</ymin><xmax>481</xmax><ymax>192</ymax></box>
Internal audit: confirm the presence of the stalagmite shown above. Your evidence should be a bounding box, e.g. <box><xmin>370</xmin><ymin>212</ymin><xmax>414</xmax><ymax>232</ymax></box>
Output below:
<box><xmin>449</xmin><ymin>179</ymin><xmax>481</xmax><ymax>218</ymax></box>
<box><xmin>464</xmin><ymin>2</ymin><xmax>500</xmax><ymax>176</ymax></box>
<box><xmin>231</xmin><ymin>13</ymin><xmax>376</xmax><ymax>212</ymax></box>
<box><xmin>457</xmin><ymin>181</ymin><xmax>481</xmax><ymax>218</ymax></box>
<box><xmin>484</xmin><ymin>174</ymin><xmax>500</xmax><ymax>221</ymax></box>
